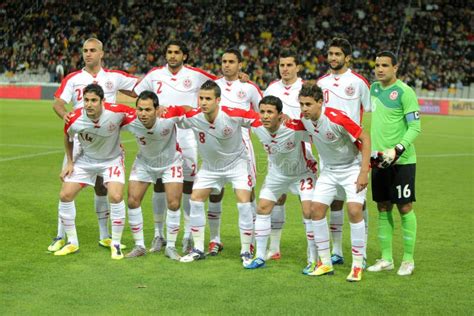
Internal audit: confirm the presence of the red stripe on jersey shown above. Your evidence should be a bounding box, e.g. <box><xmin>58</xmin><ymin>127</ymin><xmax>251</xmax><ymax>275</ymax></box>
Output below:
<box><xmin>324</xmin><ymin>107</ymin><xmax>362</xmax><ymax>139</ymax></box>
<box><xmin>221</xmin><ymin>106</ymin><xmax>262</xmax><ymax>127</ymax></box>
<box><xmin>54</xmin><ymin>70</ymin><xmax>83</xmax><ymax>99</ymax></box>
<box><xmin>185</xmin><ymin>108</ymin><xmax>202</xmax><ymax>118</ymax></box>
<box><xmin>144</xmin><ymin>66</ymin><xmax>165</xmax><ymax>77</ymax></box>
<box><xmin>266</xmin><ymin>79</ymin><xmax>279</xmax><ymax>88</ymax></box>
<box><xmin>248</xmin><ymin>80</ymin><xmax>263</xmax><ymax>97</ymax></box>
<box><xmin>184</xmin><ymin>65</ymin><xmax>218</xmax><ymax>80</ymax></box>
<box><xmin>285</xmin><ymin>119</ymin><xmax>306</xmax><ymax>131</ymax></box>
<box><xmin>103</xmin><ymin>68</ymin><xmax>138</xmax><ymax>78</ymax></box>
<box><xmin>64</xmin><ymin>107</ymin><xmax>83</xmax><ymax>134</ymax></box>
<box><xmin>350</xmin><ymin>70</ymin><xmax>370</xmax><ymax>88</ymax></box>
<box><xmin>164</xmin><ymin>106</ymin><xmax>187</xmax><ymax>118</ymax></box>
<box><xmin>103</xmin><ymin>102</ymin><xmax>137</xmax><ymax>125</ymax></box>
<box><xmin>316</xmin><ymin>73</ymin><xmax>330</xmax><ymax>83</ymax></box>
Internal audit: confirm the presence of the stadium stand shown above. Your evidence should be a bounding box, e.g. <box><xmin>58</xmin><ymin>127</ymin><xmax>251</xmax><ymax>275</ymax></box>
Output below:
<box><xmin>1</xmin><ymin>1</ymin><xmax>472</xmax><ymax>97</ymax></box>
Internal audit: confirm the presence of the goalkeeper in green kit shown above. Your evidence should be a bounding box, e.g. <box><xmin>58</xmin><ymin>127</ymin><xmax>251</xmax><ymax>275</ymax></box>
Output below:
<box><xmin>368</xmin><ymin>51</ymin><xmax>420</xmax><ymax>276</ymax></box>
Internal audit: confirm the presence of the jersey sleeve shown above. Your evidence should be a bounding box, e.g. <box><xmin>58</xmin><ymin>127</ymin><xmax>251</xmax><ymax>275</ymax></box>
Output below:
<box><xmin>400</xmin><ymin>87</ymin><xmax>421</xmax><ymax>148</ymax></box>
<box><xmin>222</xmin><ymin>107</ymin><xmax>262</xmax><ymax>128</ymax></box>
<box><xmin>114</xmin><ymin>70</ymin><xmax>139</xmax><ymax>91</ymax></box>
<box><xmin>133</xmin><ymin>72</ymin><xmax>153</xmax><ymax>95</ymax></box>
<box><xmin>249</xmin><ymin>82</ymin><xmax>263</xmax><ymax>112</ymax></box>
<box><xmin>54</xmin><ymin>76</ymin><xmax>75</xmax><ymax>103</ymax></box>
<box><xmin>326</xmin><ymin>108</ymin><xmax>362</xmax><ymax>142</ymax></box>
<box><xmin>360</xmin><ymin>80</ymin><xmax>372</xmax><ymax>113</ymax></box>
<box><xmin>63</xmin><ymin>108</ymin><xmax>82</xmax><ymax>135</ymax></box>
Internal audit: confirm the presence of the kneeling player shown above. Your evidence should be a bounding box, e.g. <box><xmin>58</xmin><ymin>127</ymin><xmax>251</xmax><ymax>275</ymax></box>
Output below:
<box><xmin>299</xmin><ymin>83</ymin><xmax>371</xmax><ymax>282</ymax></box>
<box><xmin>123</xmin><ymin>91</ymin><xmax>184</xmax><ymax>260</ymax></box>
<box><xmin>55</xmin><ymin>84</ymin><xmax>135</xmax><ymax>260</ymax></box>
<box><xmin>243</xmin><ymin>96</ymin><xmax>318</xmax><ymax>273</ymax></box>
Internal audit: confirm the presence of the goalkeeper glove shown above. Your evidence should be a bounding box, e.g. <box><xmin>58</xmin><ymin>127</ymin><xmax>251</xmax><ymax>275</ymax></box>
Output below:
<box><xmin>370</xmin><ymin>151</ymin><xmax>384</xmax><ymax>168</ymax></box>
<box><xmin>380</xmin><ymin>144</ymin><xmax>405</xmax><ymax>168</ymax></box>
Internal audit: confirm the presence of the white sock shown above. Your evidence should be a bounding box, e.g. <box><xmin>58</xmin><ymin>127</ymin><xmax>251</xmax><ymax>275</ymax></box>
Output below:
<box><xmin>95</xmin><ymin>194</ymin><xmax>110</xmax><ymax>240</ymax></box>
<box><xmin>269</xmin><ymin>205</ymin><xmax>285</xmax><ymax>253</ymax></box>
<box><xmin>312</xmin><ymin>218</ymin><xmax>331</xmax><ymax>266</ymax></box>
<box><xmin>166</xmin><ymin>209</ymin><xmax>181</xmax><ymax>248</ymax></box>
<box><xmin>330</xmin><ymin>209</ymin><xmax>344</xmax><ymax>256</ymax></box>
<box><xmin>152</xmin><ymin>192</ymin><xmax>166</xmax><ymax>238</ymax></box>
<box><xmin>56</xmin><ymin>201</ymin><xmax>65</xmax><ymax>239</ymax></box>
<box><xmin>208</xmin><ymin>201</ymin><xmax>222</xmax><ymax>243</ymax></box>
<box><xmin>254</xmin><ymin>214</ymin><xmax>271</xmax><ymax>259</ymax></box>
<box><xmin>350</xmin><ymin>220</ymin><xmax>366</xmax><ymax>268</ymax></box>
<box><xmin>182</xmin><ymin>193</ymin><xmax>192</xmax><ymax>239</ymax></box>
<box><xmin>238</xmin><ymin>202</ymin><xmax>253</xmax><ymax>254</ymax></box>
<box><xmin>59</xmin><ymin>201</ymin><xmax>78</xmax><ymax>246</ymax></box>
<box><xmin>128</xmin><ymin>207</ymin><xmax>144</xmax><ymax>247</ymax></box>
<box><xmin>363</xmin><ymin>206</ymin><xmax>369</xmax><ymax>258</ymax></box>
<box><xmin>189</xmin><ymin>200</ymin><xmax>206</xmax><ymax>252</ymax></box>
<box><xmin>304</xmin><ymin>219</ymin><xmax>317</xmax><ymax>263</ymax></box>
<box><xmin>110</xmin><ymin>201</ymin><xmax>126</xmax><ymax>246</ymax></box>
<box><xmin>250</xmin><ymin>199</ymin><xmax>257</xmax><ymax>246</ymax></box>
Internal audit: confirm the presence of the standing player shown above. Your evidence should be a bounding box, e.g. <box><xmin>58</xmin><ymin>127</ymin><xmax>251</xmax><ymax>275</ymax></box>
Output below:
<box><xmin>243</xmin><ymin>96</ymin><xmax>318</xmax><ymax>273</ymax></box>
<box><xmin>262</xmin><ymin>49</ymin><xmax>304</xmax><ymax>260</ymax></box>
<box><xmin>134</xmin><ymin>40</ymin><xmax>217</xmax><ymax>254</ymax></box>
<box><xmin>167</xmin><ymin>80</ymin><xmax>261</xmax><ymax>263</ymax></box>
<box><xmin>48</xmin><ymin>38</ymin><xmax>138</xmax><ymax>252</ymax></box>
<box><xmin>122</xmin><ymin>91</ymin><xmax>184</xmax><ymax>260</ymax></box>
<box><xmin>209</xmin><ymin>48</ymin><xmax>262</xmax><ymax>255</ymax></box>
<box><xmin>317</xmin><ymin>37</ymin><xmax>371</xmax><ymax>265</ymax></box>
<box><xmin>55</xmin><ymin>84</ymin><xmax>135</xmax><ymax>260</ymax></box>
<box><xmin>299</xmin><ymin>83</ymin><xmax>371</xmax><ymax>282</ymax></box>
<box><xmin>367</xmin><ymin>51</ymin><xmax>420</xmax><ymax>276</ymax></box>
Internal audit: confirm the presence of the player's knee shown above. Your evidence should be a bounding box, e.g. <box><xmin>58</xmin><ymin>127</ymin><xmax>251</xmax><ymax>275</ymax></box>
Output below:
<box><xmin>59</xmin><ymin>190</ymin><xmax>74</xmax><ymax>202</ymax></box>
<box><xmin>167</xmin><ymin>199</ymin><xmax>181</xmax><ymax>211</ymax></box>
<box><xmin>108</xmin><ymin>192</ymin><xmax>123</xmax><ymax>204</ymax></box>
<box><xmin>377</xmin><ymin>201</ymin><xmax>393</xmax><ymax>212</ymax></box>
<box><xmin>397</xmin><ymin>203</ymin><xmax>412</xmax><ymax>214</ymax></box>
<box><xmin>127</xmin><ymin>196</ymin><xmax>140</xmax><ymax>209</ymax></box>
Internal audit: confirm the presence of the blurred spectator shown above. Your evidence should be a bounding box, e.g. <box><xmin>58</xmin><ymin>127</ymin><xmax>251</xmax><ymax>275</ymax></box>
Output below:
<box><xmin>1</xmin><ymin>0</ymin><xmax>472</xmax><ymax>90</ymax></box>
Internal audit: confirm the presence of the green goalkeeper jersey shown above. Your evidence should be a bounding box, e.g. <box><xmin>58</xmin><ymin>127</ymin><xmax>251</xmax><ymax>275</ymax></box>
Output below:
<box><xmin>371</xmin><ymin>79</ymin><xmax>421</xmax><ymax>165</ymax></box>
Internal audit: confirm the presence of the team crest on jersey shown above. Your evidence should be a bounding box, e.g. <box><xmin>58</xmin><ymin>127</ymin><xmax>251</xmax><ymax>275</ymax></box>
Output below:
<box><xmin>160</xmin><ymin>128</ymin><xmax>170</xmax><ymax>136</ymax></box>
<box><xmin>389</xmin><ymin>91</ymin><xmax>399</xmax><ymax>100</ymax></box>
<box><xmin>285</xmin><ymin>141</ymin><xmax>295</xmax><ymax>150</ymax></box>
<box><xmin>183</xmin><ymin>78</ymin><xmax>192</xmax><ymax>89</ymax></box>
<box><xmin>108</xmin><ymin>123</ymin><xmax>118</xmax><ymax>132</ymax></box>
<box><xmin>326</xmin><ymin>131</ymin><xmax>336</xmax><ymax>140</ymax></box>
<box><xmin>223</xmin><ymin>126</ymin><xmax>233</xmax><ymax>136</ymax></box>
<box><xmin>345</xmin><ymin>85</ymin><xmax>355</xmax><ymax>96</ymax></box>
<box><xmin>237</xmin><ymin>90</ymin><xmax>247</xmax><ymax>100</ymax></box>
<box><xmin>105</xmin><ymin>80</ymin><xmax>114</xmax><ymax>90</ymax></box>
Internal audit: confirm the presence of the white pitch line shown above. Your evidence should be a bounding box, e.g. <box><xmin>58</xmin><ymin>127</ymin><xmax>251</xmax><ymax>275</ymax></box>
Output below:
<box><xmin>0</xmin><ymin>143</ymin><xmax>62</xmax><ymax>149</ymax></box>
<box><xmin>0</xmin><ymin>150</ymin><xmax>64</xmax><ymax>162</ymax></box>
<box><xmin>418</xmin><ymin>153</ymin><xmax>474</xmax><ymax>158</ymax></box>
<box><xmin>422</xmin><ymin>133</ymin><xmax>474</xmax><ymax>140</ymax></box>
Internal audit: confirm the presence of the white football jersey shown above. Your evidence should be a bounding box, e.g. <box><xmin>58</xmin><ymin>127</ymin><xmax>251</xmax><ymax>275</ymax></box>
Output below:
<box><xmin>317</xmin><ymin>69</ymin><xmax>371</xmax><ymax>124</ymax></box>
<box><xmin>55</xmin><ymin>68</ymin><xmax>138</xmax><ymax>109</ymax></box>
<box><xmin>134</xmin><ymin>65</ymin><xmax>217</xmax><ymax>107</ymax></box>
<box><xmin>122</xmin><ymin>112</ymin><xmax>182</xmax><ymax>168</ymax></box>
<box><xmin>134</xmin><ymin>65</ymin><xmax>217</xmax><ymax>148</ymax></box>
<box><xmin>168</xmin><ymin>106</ymin><xmax>261</xmax><ymax>171</ymax></box>
<box><xmin>215</xmin><ymin>78</ymin><xmax>262</xmax><ymax>112</ymax></box>
<box><xmin>252</xmin><ymin>120</ymin><xmax>315</xmax><ymax>176</ymax></box>
<box><xmin>65</xmin><ymin>103</ymin><xmax>136</xmax><ymax>160</ymax></box>
<box><xmin>301</xmin><ymin>107</ymin><xmax>362</xmax><ymax>168</ymax></box>
<box><xmin>263</xmin><ymin>78</ymin><xmax>303</xmax><ymax>119</ymax></box>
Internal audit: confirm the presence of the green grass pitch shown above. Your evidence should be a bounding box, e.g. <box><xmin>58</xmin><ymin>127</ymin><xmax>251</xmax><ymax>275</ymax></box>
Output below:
<box><xmin>0</xmin><ymin>99</ymin><xmax>472</xmax><ymax>314</ymax></box>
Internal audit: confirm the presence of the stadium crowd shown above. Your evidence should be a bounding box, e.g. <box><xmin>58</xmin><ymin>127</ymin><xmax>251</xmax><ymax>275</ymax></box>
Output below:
<box><xmin>1</xmin><ymin>1</ymin><xmax>472</xmax><ymax>89</ymax></box>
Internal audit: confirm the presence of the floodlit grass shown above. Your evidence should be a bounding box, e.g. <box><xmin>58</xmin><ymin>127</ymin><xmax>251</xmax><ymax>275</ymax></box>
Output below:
<box><xmin>0</xmin><ymin>99</ymin><xmax>473</xmax><ymax>314</ymax></box>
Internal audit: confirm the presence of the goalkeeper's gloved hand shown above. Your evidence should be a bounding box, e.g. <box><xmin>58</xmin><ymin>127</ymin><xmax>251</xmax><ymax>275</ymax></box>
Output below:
<box><xmin>380</xmin><ymin>144</ymin><xmax>405</xmax><ymax>168</ymax></box>
<box><xmin>370</xmin><ymin>151</ymin><xmax>384</xmax><ymax>168</ymax></box>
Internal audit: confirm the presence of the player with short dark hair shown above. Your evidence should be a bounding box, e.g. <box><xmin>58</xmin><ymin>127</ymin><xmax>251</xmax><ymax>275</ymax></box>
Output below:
<box><xmin>367</xmin><ymin>51</ymin><xmax>421</xmax><ymax>276</ymax></box>
<box><xmin>54</xmin><ymin>84</ymin><xmax>136</xmax><ymax>259</ymax></box>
